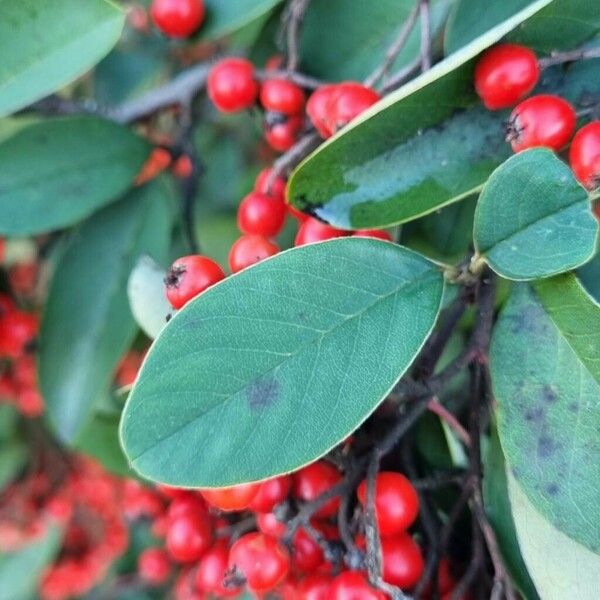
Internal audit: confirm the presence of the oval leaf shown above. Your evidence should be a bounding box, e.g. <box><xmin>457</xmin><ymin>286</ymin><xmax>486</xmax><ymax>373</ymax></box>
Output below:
<box><xmin>128</xmin><ymin>255</ymin><xmax>173</xmax><ymax>339</ymax></box>
<box><xmin>491</xmin><ymin>278</ymin><xmax>600</xmax><ymax>550</ymax></box>
<box><xmin>0</xmin><ymin>116</ymin><xmax>150</xmax><ymax>235</ymax></box>
<box><xmin>40</xmin><ymin>179</ymin><xmax>173</xmax><ymax>444</ymax></box>
<box><xmin>0</xmin><ymin>0</ymin><xmax>124</xmax><ymax>116</ymax></box>
<box><xmin>507</xmin><ymin>472</ymin><xmax>600</xmax><ymax>600</ymax></box>
<box><xmin>287</xmin><ymin>1</ymin><xmax>600</xmax><ymax>230</ymax></box>
<box><xmin>474</xmin><ymin>149</ymin><xmax>598</xmax><ymax>280</ymax></box>
<box><xmin>120</xmin><ymin>239</ymin><xmax>445</xmax><ymax>487</ymax></box>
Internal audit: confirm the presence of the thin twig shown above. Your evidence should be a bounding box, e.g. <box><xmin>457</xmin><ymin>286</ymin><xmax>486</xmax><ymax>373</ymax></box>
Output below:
<box><xmin>285</xmin><ymin>0</ymin><xmax>312</xmax><ymax>72</ymax></box>
<box><xmin>365</xmin><ymin>2</ymin><xmax>421</xmax><ymax>87</ymax></box>
<box><xmin>427</xmin><ymin>398</ymin><xmax>471</xmax><ymax>447</ymax></box>
<box><xmin>539</xmin><ymin>46</ymin><xmax>600</xmax><ymax>68</ymax></box>
<box><xmin>380</xmin><ymin>58</ymin><xmax>422</xmax><ymax>94</ymax></box>
<box><xmin>256</xmin><ymin>68</ymin><xmax>325</xmax><ymax>89</ymax></box>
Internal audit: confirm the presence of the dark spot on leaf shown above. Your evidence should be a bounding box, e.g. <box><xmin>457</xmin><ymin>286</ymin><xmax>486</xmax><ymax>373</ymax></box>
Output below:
<box><xmin>524</xmin><ymin>406</ymin><xmax>544</xmax><ymax>423</ymax></box>
<box><xmin>568</xmin><ymin>402</ymin><xmax>579</xmax><ymax>413</ymax></box>
<box><xmin>541</xmin><ymin>385</ymin><xmax>558</xmax><ymax>404</ymax></box>
<box><xmin>537</xmin><ymin>436</ymin><xmax>560</xmax><ymax>459</ymax></box>
<box><xmin>297</xmin><ymin>311</ymin><xmax>308</xmax><ymax>323</ymax></box>
<box><xmin>546</xmin><ymin>482</ymin><xmax>560</xmax><ymax>496</ymax></box>
<box><xmin>511</xmin><ymin>466</ymin><xmax>521</xmax><ymax>480</ymax></box>
<box><xmin>247</xmin><ymin>376</ymin><xmax>280</xmax><ymax>411</ymax></box>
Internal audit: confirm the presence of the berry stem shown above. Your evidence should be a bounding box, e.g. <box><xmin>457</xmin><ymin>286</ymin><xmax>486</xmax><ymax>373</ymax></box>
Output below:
<box><xmin>539</xmin><ymin>45</ymin><xmax>600</xmax><ymax>68</ymax></box>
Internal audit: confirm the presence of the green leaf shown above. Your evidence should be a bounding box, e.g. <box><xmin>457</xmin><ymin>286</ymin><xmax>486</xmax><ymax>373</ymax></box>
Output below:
<box><xmin>0</xmin><ymin>117</ymin><xmax>150</xmax><ymax>235</ymax></box>
<box><xmin>121</xmin><ymin>239</ymin><xmax>444</xmax><ymax>487</ymax></box>
<box><xmin>199</xmin><ymin>0</ymin><xmax>283</xmax><ymax>40</ymax></box>
<box><xmin>507</xmin><ymin>472</ymin><xmax>600</xmax><ymax>600</ymax></box>
<box><xmin>40</xmin><ymin>179</ymin><xmax>173</xmax><ymax>444</ymax></box>
<box><xmin>445</xmin><ymin>0</ymin><xmax>533</xmax><ymax>54</ymax></box>
<box><xmin>577</xmin><ymin>253</ymin><xmax>600</xmax><ymax>303</ymax></box>
<box><xmin>299</xmin><ymin>0</ymin><xmax>452</xmax><ymax>81</ymax></box>
<box><xmin>76</xmin><ymin>413</ymin><xmax>134</xmax><ymax>478</ymax></box>
<box><xmin>128</xmin><ymin>256</ymin><xmax>172</xmax><ymax>339</ymax></box>
<box><xmin>483</xmin><ymin>425</ymin><xmax>540</xmax><ymax>600</ymax></box>
<box><xmin>287</xmin><ymin>1</ymin><xmax>600</xmax><ymax>230</ymax></box>
<box><xmin>473</xmin><ymin>149</ymin><xmax>598</xmax><ymax>280</ymax></box>
<box><xmin>0</xmin><ymin>526</ymin><xmax>62</xmax><ymax>600</ymax></box>
<box><xmin>0</xmin><ymin>0</ymin><xmax>124</xmax><ymax>116</ymax></box>
<box><xmin>491</xmin><ymin>279</ymin><xmax>600</xmax><ymax>551</ymax></box>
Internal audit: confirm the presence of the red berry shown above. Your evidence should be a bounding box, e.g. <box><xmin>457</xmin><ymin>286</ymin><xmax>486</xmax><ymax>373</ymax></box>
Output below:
<box><xmin>237</xmin><ymin>192</ymin><xmax>287</xmax><ymax>237</ymax></box>
<box><xmin>172</xmin><ymin>155</ymin><xmax>194</xmax><ymax>179</ymax></box>
<box><xmin>381</xmin><ymin>533</ymin><xmax>424</xmax><ymax>589</ymax></box>
<box><xmin>265</xmin><ymin>55</ymin><xmax>284</xmax><ymax>71</ymax></box>
<box><xmin>292</xmin><ymin>527</ymin><xmax>324</xmax><ymax>571</ymax></box>
<box><xmin>138</xmin><ymin>547</ymin><xmax>172</xmax><ymax>585</ymax></box>
<box><xmin>167</xmin><ymin>494</ymin><xmax>206</xmax><ymax>520</ymax></box>
<box><xmin>196</xmin><ymin>541</ymin><xmax>240</xmax><ymax>597</ymax></box>
<box><xmin>150</xmin><ymin>0</ymin><xmax>204</xmax><ymax>38</ymax></box>
<box><xmin>255</xmin><ymin>167</ymin><xmax>286</xmax><ymax>201</ymax></box>
<box><xmin>0</xmin><ymin>239</ymin><xmax>5</xmax><ymax>263</ymax></box>
<box><xmin>437</xmin><ymin>558</ymin><xmax>457</xmax><ymax>595</ymax></box>
<box><xmin>229</xmin><ymin>235</ymin><xmax>279</xmax><ymax>273</ymax></box>
<box><xmin>200</xmin><ymin>483</ymin><xmax>261</xmax><ymax>512</ymax></box>
<box><xmin>228</xmin><ymin>532</ymin><xmax>290</xmax><ymax>592</ymax></box>
<box><xmin>208</xmin><ymin>58</ymin><xmax>259</xmax><ymax>113</ymax></box>
<box><xmin>325</xmin><ymin>83</ymin><xmax>380</xmax><ymax>134</ymax></box>
<box><xmin>569</xmin><ymin>121</ymin><xmax>600</xmax><ymax>190</ymax></box>
<box><xmin>260</xmin><ymin>79</ymin><xmax>306</xmax><ymax>115</ymax></box>
<box><xmin>293</xmin><ymin>461</ymin><xmax>342</xmax><ymax>518</ymax></box>
<box><xmin>166</xmin><ymin>513</ymin><xmax>212</xmax><ymax>562</ymax></box>
<box><xmin>165</xmin><ymin>255</ymin><xmax>225</xmax><ymax>309</ymax></box>
<box><xmin>329</xmin><ymin>571</ymin><xmax>387</xmax><ymax>600</ymax></box>
<box><xmin>257</xmin><ymin>511</ymin><xmax>287</xmax><ymax>538</ymax></box>
<box><xmin>353</xmin><ymin>229</ymin><xmax>393</xmax><ymax>241</ymax></box>
<box><xmin>474</xmin><ymin>44</ymin><xmax>540</xmax><ymax>110</ymax></box>
<box><xmin>265</xmin><ymin>115</ymin><xmax>304</xmax><ymax>151</ymax></box>
<box><xmin>0</xmin><ymin>293</ymin><xmax>15</xmax><ymax>315</ymax></box>
<box><xmin>507</xmin><ymin>94</ymin><xmax>576</xmax><ymax>153</ymax></box>
<box><xmin>0</xmin><ymin>310</ymin><xmax>38</xmax><ymax>359</ymax></box>
<box><xmin>357</xmin><ymin>472</ymin><xmax>419</xmax><ymax>537</ymax></box>
<box><xmin>296</xmin><ymin>574</ymin><xmax>333</xmax><ymax>600</ymax></box>
<box><xmin>248</xmin><ymin>475</ymin><xmax>292</xmax><ymax>512</ymax></box>
<box><xmin>295</xmin><ymin>217</ymin><xmax>349</xmax><ymax>246</ymax></box>
<box><xmin>307</xmin><ymin>85</ymin><xmax>338</xmax><ymax>138</ymax></box>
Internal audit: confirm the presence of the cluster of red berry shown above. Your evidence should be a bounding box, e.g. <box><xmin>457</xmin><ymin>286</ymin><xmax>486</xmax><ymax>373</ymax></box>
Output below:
<box><xmin>0</xmin><ymin>456</ymin><xmax>128</xmax><ymax>600</ymax></box>
<box><xmin>474</xmin><ymin>43</ymin><xmax>600</xmax><ymax>190</ymax></box>
<box><xmin>123</xmin><ymin>458</ymin><xmax>469</xmax><ymax>599</ymax></box>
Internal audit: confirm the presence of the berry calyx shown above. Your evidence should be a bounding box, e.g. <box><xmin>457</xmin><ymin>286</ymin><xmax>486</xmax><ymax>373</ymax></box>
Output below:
<box><xmin>150</xmin><ymin>0</ymin><xmax>204</xmax><ymax>38</ymax></box>
<box><xmin>138</xmin><ymin>547</ymin><xmax>172</xmax><ymax>585</ymax></box>
<box><xmin>165</xmin><ymin>255</ymin><xmax>225</xmax><ymax>310</ymax></box>
<box><xmin>260</xmin><ymin>79</ymin><xmax>306</xmax><ymax>115</ymax></box>
<box><xmin>248</xmin><ymin>475</ymin><xmax>292</xmax><ymax>512</ymax></box>
<box><xmin>474</xmin><ymin>44</ymin><xmax>539</xmax><ymax>110</ymax></box>
<box><xmin>293</xmin><ymin>461</ymin><xmax>342</xmax><ymax>518</ymax></box>
<box><xmin>569</xmin><ymin>121</ymin><xmax>600</xmax><ymax>190</ymax></box>
<box><xmin>294</xmin><ymin>217</ymin><xmax>349</xmax><ymax>246</ymax></box>
<box><xmin>353</xmin><ymin>229</ymin><xmax>393</xmax><ymax>241</ymax></box>
<box><xmin>255</xmin><ymin>167</ymin><xmax>286</xmax><ymax>201</ymax></box>
<box><xmin>237</xmin><ymin>192</ymin><xmax>287</xmax><ymax>237</ymax></box>
<box><xmin>166</xmin><ymin>512</ymin><xmax>213</xmax><ymax>562</ymax></box>
<box><xmin>264</xmin><ymin>115</ymin><xmax>304</xmax><ymax>151</ymax></box>
<box><xmin>196</xmin><ymin>541</ymin><xmax>240</xmax><ymax>597</ymax></box>
<box><xmin>228</xmin><ymin>532</ymin><xmax>290</xmax><ymax>592</ymax></box>
<box><xmin>228</xmin><ymin>235</ymin><xmax>279</xmax><ymax>273</ymax></box>
<box><xmin>208</xmin><ymin>58</ymin><xmax>259</xmax><ymax>113</ymax></box>
<box><xmin>507</xmin><ymin>94</ymin><xmax>576</xmax><ymax>153</ymax></box>
<box><xmin>199</xmin><ymin>483</ymin><xmax>261</xmax><ymax>512</ymax></box>
<box><xmin>357</xmin><ymin>471</ymin><xmax>419</xmax><ymax>537</ymax></box>
<box><xmin>381</xmin><ymin>533</ymin><xmax>424</xmax><ymax>589</ymax></box>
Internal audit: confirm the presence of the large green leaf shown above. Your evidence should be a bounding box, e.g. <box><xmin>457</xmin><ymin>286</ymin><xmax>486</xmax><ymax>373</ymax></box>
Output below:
<box><xmin>491</xmin><ymin>279</ymin><xmax>600</xmax><ymax>551</ymax></box>
<box><xmin>40</xmin><ymin>180</ymin><xmax>173</xmax><ymax>444</ymax></box>
<box><xmin>483</xmin><ymin>426</ymin><xmax>540</xmax><ymax>600</ymax></box>
<box><xmin>287</xmin><ymin>1</ymin><xmax>600</xmax><ymax>230</ymax></box>
<box><xmin>199</xmin><ymin>0</ymin><xmax>283</xmax><ymax>40</ymax></box>
<box><xmin>0</xmin><ymin>526</ymin><xmax>62</xmax><ymax>600</ymax></box>
<box><xmin>0</xmin><ymin>0</ymin><xmax>124</xmax><ymax>116</ymax></box>
<box><xmin>577</xmin><ymin>253</ymin><xmax>600</xmax><ymax>303</ymax></box>
<box><xmin>121</xmin><ymin>239</ymin><xmax>445</xmax><ymax>487</ymax></box>
<box><xmin>473</xmin><ymin>149</ymin><xmax>598</xmax><ymax>280</ymax></box>
<box><xmin>507</xmin><ymin>472</ymin><xmax>600</xmax><ymax>600</ymax></box>
<box><xmin>299</xmin><ymin>0</ymin><xmax>452</xmax><ymax>82</ymax></box>
<box><xmin>0</xmin><ymin>117</ymin><xmax>150</xmax><ymax>235</ymax></box>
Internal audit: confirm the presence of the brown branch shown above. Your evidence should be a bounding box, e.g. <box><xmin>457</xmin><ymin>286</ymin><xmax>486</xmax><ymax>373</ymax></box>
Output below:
<box><xmin>427</xmin><ymin>398</ymin><xmax>471</xmax><ymax>446</ymax></box>
<box><xmin>284</xmin><ymin>0</ymin><xmax>312</xmax><ymax>72</ymax></box>
<box><xmin>539</xmin><ymin>46</ymin><xmax>600</xmax><ymax>68</ymax></box>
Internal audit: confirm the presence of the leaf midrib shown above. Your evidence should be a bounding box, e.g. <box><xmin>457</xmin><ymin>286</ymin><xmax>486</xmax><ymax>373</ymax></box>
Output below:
<box><xmin>127</xmin><ymin>266</ymin><xmax>441</xmax><ymax>462</ymax></box>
